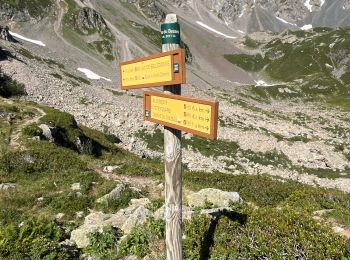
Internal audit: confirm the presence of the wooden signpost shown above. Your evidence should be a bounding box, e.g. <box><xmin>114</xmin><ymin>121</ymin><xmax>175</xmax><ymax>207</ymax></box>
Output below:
<box><xmin>120</xmin><ymin>49</ymin><xmax>186</xmax><ymax>90</ymax></box>
<box><xmin>119</xmin><ymin>13</ymin><xmax>218</xmax><ymax>260</ymax></box>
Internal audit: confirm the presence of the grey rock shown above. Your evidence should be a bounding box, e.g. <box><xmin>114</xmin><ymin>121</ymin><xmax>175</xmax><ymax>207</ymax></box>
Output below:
<box><xmin>186</xmin><ymin>188</ymin><xmax>242</xmax><ymax>208</ymax></box>
<box><xmin>71</xmin><ymin>204</ymin><xmax>153</xmax><ymax>248</ymax></box>
<box><xmin>0</xmin><ymin>26</ymin><xmax>15</xmax><ymax>42</ymax></box>
<box><xmin>71</xmin><ymin>211</ymin><xmax>112</xmax><ymax>248</ymax></box>
<box><xmin>121</xmin><ymin>206</ymin><xmax>153</xmax><ymax>234</ymax></box>
<box><xmin>0</xmin><ymin>183</ymin><xmax>16</xmax><ymax>190</ymax></box>
<box><xmin>96</xmin><ymin>183</ymin><xmax>125</xmax><ymax>203</ymax></box>
<box><xmin>23</xmin><ymin>154</ymin><xmax>35</xmax><ymax>164</ymax></box>
<box><xmin>130</xmin><ymin>198</ymin><xmax>151</xmax><ymax>208</ymax></box>
<box><xmin>123</xmin><ymin>256</ymin><xmax>138</xmax><ymax>260</ymax></box>
<box><xmin>76</xmin><ymin>211</ymin><xmax>85</xmax><ymax>219</ymax></box>
<box><xmin>103</xmin><ymin>165</ymin><xmax>120</xmax><ymax>173</ymax></box>
<box><xmin>136</xmin><ymin>0</ymin><xmax>165</xmax><ymax>24</ymax></box>
<box><xmin>71</xmin><ymin>183</ymin><xmax>81</xmax><ymax>191</ymax></box>
<box><xmin>31</xmin><ymin>136</ymin><xmax>41</xmax><ymax>141</ymax></box>
<box><xmin>55</xmin><ymin>213</ymin><xmax>65</xmax><ymax>220</ymax></box>
<box><xmin>39</xmin><ymin>124</ymin><xmax>57</xmax><ymax>143</ymax></box>
<box><xmin>0</xmin><ymin>3</ymin><xmax>29</xmax><ymax>22</ymax></box>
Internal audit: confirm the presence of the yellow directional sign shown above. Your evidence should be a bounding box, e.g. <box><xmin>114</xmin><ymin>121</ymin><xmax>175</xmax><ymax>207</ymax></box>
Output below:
<box><xmin>120</xmin><ymin>49</ymin><xmax>185</xmax><ymax>90</ymax></box>
<box><xmin>121</xmin><ymin>56</ymin><xmax>172</xmax><ymax>87</ymax></box>
<box><xmin>144</xmin><ymin>91</ymin><xmax>218</xmax><ymax>140</ymax></box>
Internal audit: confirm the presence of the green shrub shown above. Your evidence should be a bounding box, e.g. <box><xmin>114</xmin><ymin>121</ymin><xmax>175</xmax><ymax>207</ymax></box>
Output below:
<box><xmin>84</xmin><ymin>226</ymin><xmax>122</xmax><ymax>258</ymax></box>
<box><xmin>183</xmin><ymin>214</ymin><xmax>212</xmax><ymax>259</ymax></box>
<box><xmin>0</xmin><ymin>218</ymin><xmax>78</xmax><ymax>259</ymax></box>
<box><xmin>146</xmin><ymin>198</ymin><xmax>164</xmax><ymax>212</ymax></box>
<box><xmin>0</xmin><ymin>141</ymin><xmax>86</xmax><ymax>174</ymax></box>
<box><xmin>0</xmin><ymin>70</ymin><xmax>26</xmax><ymax>98</ymax></box>
<box><xmin>224</xmin><ymin>54</ymin><xmax>268</xmax><ymax>72</ymax></box>
<box><xmin>0</xmin><ymin>0</ymin><xmax>53</xmax><ymax>19</ymax></box>
<box><xmin>244</xmin><ymin>36</ymin><xmax>262</xmax><ymax>48</ymax></box>
<box><xmin>22</xmin><ymin>123</ymin><xmax>43</xmax><ymax>137</ymax></box>
<box><xmin>39</xmin><ymin>108</ymin><xmax>118</xmax><ymax>156</ymax></box>
<box><xmin>184</xmin><ymin>208</ymin><xmax>350</xmax><ymax>259</ymax></box>
<box><xmin>44</xmin><ymin>192</ymin><xmax>91</xmax><ymax>216</ymax></box>
<box><xmin>118</xmin><ymin>219</ymin><xmax>165</xmax><ymax>258</ymax></box>
<box><xmin>96</xmin><ymin>186</ymin><xmax>141</xmax><ymax>213</ymax></box>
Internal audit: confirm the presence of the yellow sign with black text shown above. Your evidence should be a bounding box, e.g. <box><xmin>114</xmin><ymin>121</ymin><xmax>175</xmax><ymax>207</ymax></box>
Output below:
<box><xmin>120</xmin><ymin>49</ymin><xmax>185</xmax><ymax>90</ymax></box>
<box><xmin>121</xmin><ymin>56</ymin><xmax>172</xmax><ymax>87</ymax></box>
<box><xmin>144</xmin><ymin>92</ymin><xmax>218</xmax><ymax>140</ymax></box>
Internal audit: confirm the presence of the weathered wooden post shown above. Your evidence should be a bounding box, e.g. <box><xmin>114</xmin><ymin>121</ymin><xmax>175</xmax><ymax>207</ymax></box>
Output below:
<box><xmin>161</xmin><ymin>14</ymin><xmax>182</xmax><ymax>260</ymax></box>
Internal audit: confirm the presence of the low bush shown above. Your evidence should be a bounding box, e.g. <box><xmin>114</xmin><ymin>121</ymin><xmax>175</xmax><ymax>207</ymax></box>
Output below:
<box><xmin>117</xmin><ymin>219</ymin><xmax>165</xmax><ymax>258</ymax></box>
<box><xmin>0</xmin><ymin>218</ymin><xmax>79</xmax><ymax>259</ymax></box>
<box><xmin>22</xmin><ymin>123</ymin><xmax>43</xmax><ymax>137</ymax></box>
<box><xmin>0</xmin><ymin>70</ymin><xmax>26</xmax><ymax>98</ymax></box>
<box><xmin>96</xmin><ymin>186</ymin><xmax>141</xmax><ymax>213</ymax></box>
<box><xmin>224</xmin><ymin>54</ymin><xmax>268</xmax><ymax>72</ymax></box>
<box><xmin>0</xmin><ymin>141</ymin><xmax>86</xmax><ymax>174</ymax></box>
<box><xmin>84</xmin><ymin>226</ymin><xmax>123</xmax><ymax>259</ymax></box>
<box><xmin>184</xmin><ymin>208</ymin><xmax>350</xmax><ymax>259</ymax></box>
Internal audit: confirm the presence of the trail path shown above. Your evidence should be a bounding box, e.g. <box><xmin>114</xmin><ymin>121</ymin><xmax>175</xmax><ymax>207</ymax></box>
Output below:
<box><xmin>7</xmin><ymin>103</ymin><xmax>46</xmax><ymax>149</ymax></box>
<box><xmin>95</xmin><ymin>168</ymin><xmax>163</xmax><ymax>199</ymax></box>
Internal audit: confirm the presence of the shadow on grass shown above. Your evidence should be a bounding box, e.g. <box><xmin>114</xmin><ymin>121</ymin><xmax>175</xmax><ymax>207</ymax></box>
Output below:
<box><xmin>199</xmin><ymin>210</ymin><xmax>248</xmax><ymax>259</ymax></box>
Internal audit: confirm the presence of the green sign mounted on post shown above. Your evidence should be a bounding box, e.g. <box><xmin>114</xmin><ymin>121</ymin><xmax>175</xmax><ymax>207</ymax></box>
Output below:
<box><xmin>161</xmin><ymin>23</ymin><xmax>180</xmax><ymax>44</ymax></box>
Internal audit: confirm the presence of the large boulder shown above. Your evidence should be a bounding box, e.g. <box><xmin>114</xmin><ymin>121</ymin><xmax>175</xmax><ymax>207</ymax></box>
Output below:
<box><xmin>186</xmin><ymin>188</ymin><xmax>242</xmax><ymax>208</ymax></box>
<box><xmin>70</xmin><ymin>211</ymin><xmax>113</xmax><ymax>248</ymax></box>
<box><xmin>39</xmin><ymin>124</ymin><xmax>57</xmax><ymax>143</ymax></box>
<box><xmin>96</xmin><ymin>183</ymin><xmax>125</xmax><ymax>204</ymax></box>
<box><xmin>70</xmin><ymin>199</ymin><xmax>153</xmax><ymax>248</ymax></box>
<box><xmin>121</xmin><ymin>206</ymin><xmax>153</xmax><ymax>234</ymax></box>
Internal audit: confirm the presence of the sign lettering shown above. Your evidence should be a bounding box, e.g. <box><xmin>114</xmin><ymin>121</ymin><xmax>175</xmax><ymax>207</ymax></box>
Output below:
<box><xmin>144</xmin><ymin>91</ymin><xmax>218</xmax><ymax>140</ymax></box>
<box><xmin>120</xmin><ymin>49</ymin><xmax>185</xmax><ymax>90</ymax></box>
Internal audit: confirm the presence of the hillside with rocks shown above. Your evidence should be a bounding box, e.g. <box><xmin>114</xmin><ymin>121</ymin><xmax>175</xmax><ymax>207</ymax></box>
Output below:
<box><xmin>1</xmin><ymin>0</ymin><xmax>350</xmax><ymax>258</ymax></box>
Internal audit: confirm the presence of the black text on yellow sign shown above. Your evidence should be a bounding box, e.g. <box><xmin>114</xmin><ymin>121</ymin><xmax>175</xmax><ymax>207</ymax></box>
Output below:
<box><xmin>144</xmin><ymin>91</ymin><xmax>218</xmax><ymax>140</ymax></box>
<box><xmin>120</xmin><ymin>49</ymin><xmax>186</xmax><ymax>90</ymax></box>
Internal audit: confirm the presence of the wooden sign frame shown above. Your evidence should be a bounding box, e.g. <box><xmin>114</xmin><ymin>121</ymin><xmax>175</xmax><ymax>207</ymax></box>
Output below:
<box><xmin>144</xmin><ymin>91</ymin><xmax>219</xmax><ymax>140</ymax></box>
<box><xmin>120</xmin><ymin>49</ymin><xmax>186</xmax><ymax>90</ymax></box>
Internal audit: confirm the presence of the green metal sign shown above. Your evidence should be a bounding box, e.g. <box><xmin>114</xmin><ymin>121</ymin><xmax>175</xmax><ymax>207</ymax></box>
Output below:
<box><xmin>161</xmin><ymin>23</ymin><xmax>180</xmax><ymax>44</ymax></box>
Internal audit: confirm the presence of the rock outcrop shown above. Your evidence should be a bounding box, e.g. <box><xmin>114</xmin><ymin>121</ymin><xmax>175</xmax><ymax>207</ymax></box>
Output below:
<box><xmin>0</xmin><ymin>183</ymin><xmax>16</xmax><ymax>190</ymax></box>
<box><xmin>0</xmin><ymin>1</ymin><xmax>53</xmax><ymax>23</ymax></box>
<box><xmin>0</xmin><ymin>26</ymin><xmax>15</xmax><ymax>42</ymax></box>
<box><xmin>39</xmin><ymin>124</ymin><xmax>58</xmax><ymax>143</ymax></box>
<box><xmin>186</xmin><ymin>188</ymin><xmax>242</xmax><ymax>208</ymax></box>
<box><xmin>75</xmin><ymin>7</ymin><xmax>112</xmax><ymax>38</ymax></box>
<box><xmin>96</xmin><ymin>183</ymin><xmax>125</xmax><ymax>204</ymax></box>
<box><xmin>71</xmin><ymin>198</ymin><xmax>152</xmax><ymax>248</ymax></box>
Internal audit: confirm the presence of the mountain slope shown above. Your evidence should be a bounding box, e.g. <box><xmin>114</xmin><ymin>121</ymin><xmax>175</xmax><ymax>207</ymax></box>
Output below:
<box><xmin>225</xmin><ymin>27</ymin><xmax>350</xmax><ymax>110</ymax></box>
